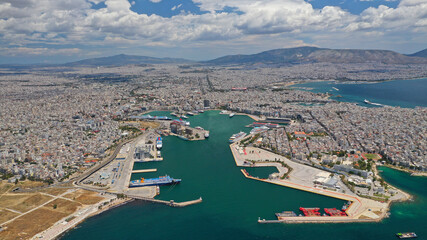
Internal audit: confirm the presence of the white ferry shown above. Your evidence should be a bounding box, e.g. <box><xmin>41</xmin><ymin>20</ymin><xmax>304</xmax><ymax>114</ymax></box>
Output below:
<box><xmin>229</xmin><ymin>132</ymin><xmax>247</xmax><ymax>143</ymax></box>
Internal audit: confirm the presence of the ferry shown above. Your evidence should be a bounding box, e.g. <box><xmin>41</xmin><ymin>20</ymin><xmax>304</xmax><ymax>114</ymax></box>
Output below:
<box><xmin>173</xmin><ymin>119</ymin><xmax>190</xmax><ymax>126</ymax></box>
<box><xmin>229</xmin><ymin>132</ymin><xmax>247</xmax><ymax>143</ymax></box>
<box><xmin>252</xmin><ymin>122</ymin><xmax>279</xmax><ymax>129</ymax></box>
<box><xmin>129</xmin><ymin>175</ymin><xmax>181</xmax><ymax>188</ymax></box>
<box><xmin>396</xmin><ymin>232</ymin><xmax>417</xmax><ymax>239</ymax></box>
<box><xmin>250</xmin><ymin>126</ymin><xmax>269</xmax><ymax>134</ymax></box>
<box><xmin>156</xmin><ymin>137</ymin><xmax>163</xmax><ymax>149</ymax></box>
<box><xmin>364</xmin><ymin>99</ymin><xmax>383</xmax><ymax>106</ymax></box>
<box><xmin>229</xmin><ymin>113</ymin><xmax>235</xmax><ymax>118</ymax></box>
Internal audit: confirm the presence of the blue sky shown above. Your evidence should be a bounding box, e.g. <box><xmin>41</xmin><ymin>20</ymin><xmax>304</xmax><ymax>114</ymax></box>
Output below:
<box><xmin>0</xmin><ymin>0</ymin><xmax>426</xmax><ymax>64</ymax></box>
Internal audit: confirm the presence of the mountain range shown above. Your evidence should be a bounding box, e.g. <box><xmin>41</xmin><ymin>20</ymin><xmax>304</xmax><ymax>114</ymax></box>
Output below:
<box><xmin>204</xmin><ymin>47</ymin><xmax>427</xmax><ymax>65</ymax></box>
<box><xmin>65</xmin><ymin>54</ymin><xmax>193</xmax><ymax>67</ymax></box>
<box><xmin>3</xmin><ymin>47</ymin><xmax>426</xmax><ymax>68</ymax></box>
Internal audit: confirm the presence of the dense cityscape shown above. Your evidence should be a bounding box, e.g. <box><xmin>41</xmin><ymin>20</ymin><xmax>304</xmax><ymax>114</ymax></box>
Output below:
<box><xmin>1</xmin><ymin>64</ymin><xmax>426</xmax><ymax>185</ymax></box>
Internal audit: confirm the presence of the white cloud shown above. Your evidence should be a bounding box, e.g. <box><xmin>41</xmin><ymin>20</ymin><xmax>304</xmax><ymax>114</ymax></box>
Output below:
<box><xmin>0</xmin><ymin>0</ymin><xmax>426</xmax><ymax>59</ymax></box>
<box><xmin>0</xmin><ymin>47</ymin><xmax>81</xmax><ymax>56</ymax></box>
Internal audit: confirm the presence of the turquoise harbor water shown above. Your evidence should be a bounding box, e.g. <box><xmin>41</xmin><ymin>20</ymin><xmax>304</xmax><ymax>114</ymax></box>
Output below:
<box><xmin>63</xmin><ymin>111</ymin><xmax>427</xmax><ymax>240</ymax></box>
<box><xmin>291</xmin><ymin>78</ymin><xmax>427</xmax><ymax>108</ymax></box>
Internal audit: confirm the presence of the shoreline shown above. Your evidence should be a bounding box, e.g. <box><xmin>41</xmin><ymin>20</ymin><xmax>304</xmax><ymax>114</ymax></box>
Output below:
<box><xmin>290</xmin><ymin>76</ymin><xmax>427</xmax><ymax>86</ymax></box>
<box><xmin>381</xmin><ymin>164</ymin><xmax>427</xmax><ymax>177</ymax></box>
<box><xmin>33</xmin><ymin>197</ymin><xmax>134</xmax><ymax>240</ymax></box>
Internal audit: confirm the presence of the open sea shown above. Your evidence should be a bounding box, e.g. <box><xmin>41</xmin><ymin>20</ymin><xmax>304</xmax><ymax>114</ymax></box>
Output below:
<box><xmin>291</xmin><ymin>78</ymin><xmax>427</xmax><ymax>108</ymax></box>
<box><xmin>62</xmin><ymin>111</ymin><xmax>427</xmax><ymax>240</ymax></box>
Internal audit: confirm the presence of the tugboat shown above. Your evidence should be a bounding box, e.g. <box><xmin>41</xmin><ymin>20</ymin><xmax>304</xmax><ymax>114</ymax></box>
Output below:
<box><xmin>396</xmin><ymin>233</ymin><xmax>417</xmax><ymax>239</ymax></box>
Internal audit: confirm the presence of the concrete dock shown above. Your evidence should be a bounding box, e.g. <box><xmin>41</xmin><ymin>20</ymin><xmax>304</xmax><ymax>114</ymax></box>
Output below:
<box><xmin>132</xmin><ymin>168</ymin><xmax>157</xmax><ymax>173</ymax></box>
<box><xmin>127</xmin><ymin>194</ymin><xmax>203</xmax><ymax>208</ymax></box>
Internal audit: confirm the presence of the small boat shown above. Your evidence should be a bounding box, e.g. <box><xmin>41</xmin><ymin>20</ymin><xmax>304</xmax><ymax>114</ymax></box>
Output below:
<box><xmin>229</xmin><ymin>113</ymin><xmax>235</xmax><ymax>118</ymax></box>
<box><xmin>181</xmin><ymin>115</ymin><xmax>188</xmax><ymax>119</ymax></box>
<box><xmin>204</xmin><ymin>131</ymin><xmax>210</xmax><ymax>138</ymax></box>
<box><xmin>396</xmin><ymin>232</ymin><xmax>417</xmax><ymax>239</ymax></box>
<box><xmin>198</xmin><ymin>110</ymin><xmax>204</xmax><ymax>113</ymax></box>
<box><xmin>332</xmin><ymin>87</ymin><xmax>339</xmax><ymax>91</ymax></box>
<box><xmin>187</xmin><ymin>112</ymin><xmax>195</xmax><ymax>116</ymax></box>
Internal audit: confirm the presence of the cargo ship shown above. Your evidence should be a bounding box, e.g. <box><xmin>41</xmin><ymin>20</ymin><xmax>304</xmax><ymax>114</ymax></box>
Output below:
<box><xmin>229</xmin><ymin>132</ymin><xmax>247</xmax><ymax>143</ymax></box>
<box><xmin>156</xmin><ymin>137</ymin><xmax>162</xmax><ymax>149</ymax></box>
<box><xmin>129</xmin><ymin>175</ymin><xmax>181</xmax><ymax>187</ymax></box>
<box><xmin>299</xmin><ymin>207</ymin><xmax>321</xmax><ymax>216</ymax></box>
<box><xmin>396</xmin><ymin>232</ymin><xmax>417</xmax><ymax>239</ymax></box>
<box><xmin>275</xmin><ymin>211</ymin><xmax>297</xmax><ymax>220</ymax></box>
<box><xmin>324</xmin><ymin>208</ymin><xmax>347</xmax><ymax>216</ymax></box>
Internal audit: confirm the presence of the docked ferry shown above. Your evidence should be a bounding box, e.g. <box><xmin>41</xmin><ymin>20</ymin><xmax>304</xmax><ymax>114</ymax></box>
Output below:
<box><xmin>156</xmin><ymin>137</ymin><xmax>163</xmax><ymax>149</ymax></box>
<box><xmin>229</xmin><ymin>132</ymin><xmax>247</xmax><ymax>143</ymax></box>
<box><xmin>129</xmin><ymin>175</ymin><xmax>181</xmax><ymax>187</ymax></box>
<box><xmin>250</xmin><ymin>126</ymin><xmax>269</xmax><ymax>134</ymax></box>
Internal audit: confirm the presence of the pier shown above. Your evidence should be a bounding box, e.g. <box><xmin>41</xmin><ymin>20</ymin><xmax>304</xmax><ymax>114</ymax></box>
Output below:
<box><xmin>127</xmin><ymin>194</ymin><xmax>202</xmax><ymax>207</ymax></box>
<box><xmin>131</xmin><ymin>168</ymin><xmax>157</xmax><ymax>173</ymax></box>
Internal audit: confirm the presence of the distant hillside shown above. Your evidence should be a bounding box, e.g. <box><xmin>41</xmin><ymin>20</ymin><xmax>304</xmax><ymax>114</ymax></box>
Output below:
<box><xmin>408</xmin><ymin>48</ymin><xmax>427</xmax><ymax>58</ymax></box>
<box><xmin>65</xmin><ymin>54</ymin><xmax>193</xmax><ymax>67</ymax></box>
<box><xmin>205</xmin><ymin>47</ymin><xmax>427</xmax><ymax>65</ymax></box>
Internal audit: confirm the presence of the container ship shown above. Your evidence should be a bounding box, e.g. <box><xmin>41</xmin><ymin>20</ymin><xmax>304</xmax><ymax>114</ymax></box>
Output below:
<box><xmin>229</xmin><ymin>132</ymin><xmax>247</xmax><ymax>143</ymax></box>
<box><xmin>129</xmin><ymin>175</ymin><xmax>181</xmax><ymax>188</ymax></box>
<box><xmin>396</xmin><ymin>232</ymin><xmax>417</xmax><ymax>239</ymax></box>
<box><xmin>156</xmin><ymin>137</ymin><xmax>163</xmax><ymax>149</ymax></box>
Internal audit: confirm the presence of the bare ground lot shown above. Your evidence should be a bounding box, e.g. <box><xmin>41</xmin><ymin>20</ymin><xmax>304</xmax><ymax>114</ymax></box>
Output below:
<box><xmin>0</xmin><ymin>181</ymin><xmax>107</xmax><ymax>240</ymax></box>
<box><xmin>63</xmin><ymin>189</ymin><xmax>104</xmax><ymax>205</ymax></box>
<box><xmin>0</xmin><ymin>208</ymin><xmax>69</xmax><ymax>240</ymax></box>
<box><xmin>0</xmin><ymin>193</ymin><xmax>52</xmax><ymax>213</ymax></box>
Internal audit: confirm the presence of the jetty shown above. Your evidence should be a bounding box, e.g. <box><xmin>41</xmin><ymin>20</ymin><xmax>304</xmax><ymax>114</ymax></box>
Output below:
<box><xmin>127</xmin><ymin>194</ymin><xmax>202</xmax><ymax>207</ymax></box>
<box><xmin>131</xmin><ymin>168</ymin><xmax>157</xmax><ymax>173</ymax></box>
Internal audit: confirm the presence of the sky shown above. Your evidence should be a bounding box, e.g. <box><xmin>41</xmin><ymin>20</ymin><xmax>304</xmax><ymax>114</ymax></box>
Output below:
<box><xmin>0</xmin><ymin>0</ymin><xmax>426</xmax><ymax>64</ymax></box>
